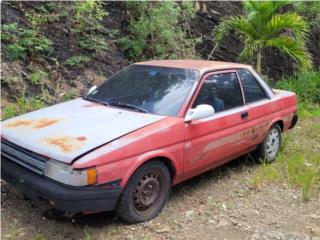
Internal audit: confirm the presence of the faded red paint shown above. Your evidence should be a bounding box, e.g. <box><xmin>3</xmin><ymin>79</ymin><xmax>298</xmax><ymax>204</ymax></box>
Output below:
<box><xmin>45</xmin><ymin>136</ymin><xmax>86</xmax><ymax>153</ymax></box>
<box><xmin>73</xmin><ymin>66</ymin><xmax>298</xmax><ymax>189</ymax></box>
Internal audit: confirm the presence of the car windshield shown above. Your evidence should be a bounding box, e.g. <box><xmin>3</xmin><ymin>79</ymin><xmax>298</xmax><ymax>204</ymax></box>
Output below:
<box><xmin>86</xmin><ymin>65</ymin><xmax>199</xmax><ymax>116</ymax></box>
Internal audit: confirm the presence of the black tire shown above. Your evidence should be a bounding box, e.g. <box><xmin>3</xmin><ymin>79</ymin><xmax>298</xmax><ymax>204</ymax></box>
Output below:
<box><xmin>116</xmin><ymin>160</ymin><xmax>171</xmax><ymax>223</ymax></box>
<box><xmin>255</xmin><ymin>124</ymin><xmax>282</xmax><ymax>163</ymax></box>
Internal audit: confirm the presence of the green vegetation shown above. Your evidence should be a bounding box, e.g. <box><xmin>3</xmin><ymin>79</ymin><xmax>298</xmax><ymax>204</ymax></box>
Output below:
<box><xmin>213</xmin><ymin>1</ymin><xmax>312</xmax><ymax>73</ymax></box>
<box><xmin>253</xmin><ymin>71</ymin><xmax>320</xmax><ymax>201</ymax></box>
<box><xmin>294</xmin><ymin>1</ymin><xmax>320</xmax><ymax>28</ymax></box>
<box><xmin>73</xmin><ymin>0</ymin><xmax>108</xmax><ymax>53</ymax></box>
<box><xmin>121</xmin><ymin>1</ymin><xmax>198</xmax><ymax>61</ymax></box>
<box><xmin>2</xmin><ymin>23</ymin><xmax>53</xmax><ymax>60</ymax></box>
<box><xmin>252</xmin><ymin>119</ymin><xmax>320</xmax><ymax>201</ymax></box>
<box><xmin>275</xmin><ymin>70</ymin><xmax>320</xmax><ymax>118</ymax></box>
<box><xmin>64</xmin><ymin>55</ymin><xmax>91</xmax><ymax>67</ymax></box>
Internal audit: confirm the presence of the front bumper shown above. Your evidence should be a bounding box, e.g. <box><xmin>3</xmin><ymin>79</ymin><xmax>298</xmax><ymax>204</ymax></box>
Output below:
<box><xmin>1</xmin><ymin>156</ymin><xmax>122</xmax><ymax>212</ymax></box>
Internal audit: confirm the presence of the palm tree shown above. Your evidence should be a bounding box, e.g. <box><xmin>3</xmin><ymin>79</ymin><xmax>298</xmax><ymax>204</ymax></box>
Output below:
<box><xmin>211</xmin><ymin>1</ymin><xmax>312</xmax><ymax>73</ymax></box>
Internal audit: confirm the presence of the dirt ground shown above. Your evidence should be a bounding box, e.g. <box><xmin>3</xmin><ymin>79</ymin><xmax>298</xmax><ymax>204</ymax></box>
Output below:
<box><xmin>1</xmin><ymin>118</ymin><xmax>320</xmax><ymax>240</ymax></box>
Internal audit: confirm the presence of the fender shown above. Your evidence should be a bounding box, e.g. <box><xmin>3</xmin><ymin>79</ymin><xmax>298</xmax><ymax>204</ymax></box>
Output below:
<box><xmin>120</xmin><ymin>149</ymin><xmax>181</xmax><ymax>188</ymax></box>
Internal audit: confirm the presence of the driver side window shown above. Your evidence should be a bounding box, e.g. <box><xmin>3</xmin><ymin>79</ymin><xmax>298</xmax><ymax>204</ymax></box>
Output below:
<box><xmin>192</xmin><ymin>72</ymin><xmax>243</xmax><ymax>113</ymax></box>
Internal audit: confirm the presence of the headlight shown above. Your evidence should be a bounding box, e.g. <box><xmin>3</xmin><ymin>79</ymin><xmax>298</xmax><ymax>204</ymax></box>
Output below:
<box><xmin>44</xmin><ymin>160</ymin><xmax>97</xmax><ymax>186</ymax></box>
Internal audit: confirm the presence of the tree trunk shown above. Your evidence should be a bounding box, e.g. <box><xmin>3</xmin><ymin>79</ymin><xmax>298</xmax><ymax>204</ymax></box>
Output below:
<box><xmin>256</xmin><ymin>51</ymin><xmax>262</xmax><ymax>74</ymax></box>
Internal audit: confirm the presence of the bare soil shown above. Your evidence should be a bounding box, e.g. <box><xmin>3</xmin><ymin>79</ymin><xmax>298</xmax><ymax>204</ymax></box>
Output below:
<box><xmin>1</xmin><ymin>118</ymin><xmax>320</xmax><ymax>240</ymax></box>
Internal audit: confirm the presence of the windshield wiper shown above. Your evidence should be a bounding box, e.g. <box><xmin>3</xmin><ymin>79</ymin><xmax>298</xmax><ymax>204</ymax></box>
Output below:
<box><xmin>107</xmin><ymin>102</ymin><xmax>149</xmax><ymax>113</ymax></box>
<box><xmin>83</xmin><ymin>97</ymin><xmax>110</xmax><ymax>106</ymax></box>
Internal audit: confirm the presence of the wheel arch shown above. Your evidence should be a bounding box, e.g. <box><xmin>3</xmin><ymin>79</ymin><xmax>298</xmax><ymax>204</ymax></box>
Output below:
<box><xmin>120</xmin><ymin>152</ymin><xmax>178</xmax><ymax>188</ymax></box>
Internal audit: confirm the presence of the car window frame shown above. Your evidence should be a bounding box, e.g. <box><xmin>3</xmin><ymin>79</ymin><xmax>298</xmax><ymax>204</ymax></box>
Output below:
<box><xmin>237</xmin><ymin>68</ymin><xmax>271</xmax><ymax>104</ymax></box>
<box><xmin>182</xmin><ymin>69</ymin><xmax>246</xmax><ymax>118</ymax></box>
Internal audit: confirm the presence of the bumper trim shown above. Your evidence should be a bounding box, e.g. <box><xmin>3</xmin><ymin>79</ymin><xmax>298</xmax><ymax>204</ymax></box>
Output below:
<box><xmin>1</xmin><ymin>156</ymin><xmax>122</xmax><ymax>212</ymax></box>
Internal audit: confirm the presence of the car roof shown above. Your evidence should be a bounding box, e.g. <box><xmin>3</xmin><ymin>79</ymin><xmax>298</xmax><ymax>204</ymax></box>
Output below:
<box><xmin>134</xmin><ymin>60</ymin><xmax>252</xmax><ymax>72</ymax></box>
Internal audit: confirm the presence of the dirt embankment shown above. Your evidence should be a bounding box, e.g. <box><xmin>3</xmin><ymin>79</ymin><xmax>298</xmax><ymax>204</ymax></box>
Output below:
<box><xmin>1</xmin><ymin>1</ymin><xmax>319</xmax><ymax>110</ymax></box>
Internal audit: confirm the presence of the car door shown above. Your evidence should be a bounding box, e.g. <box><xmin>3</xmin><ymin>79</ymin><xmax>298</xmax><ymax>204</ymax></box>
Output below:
<box><xmin>183</xmin><ymin>70</ymin><xmax>254</xmax><ymax>178</ymax></box>
<box><xmin>237</xmin><ymin>68</ymin><xmax>280</xmax><ymax>145</ymax></box>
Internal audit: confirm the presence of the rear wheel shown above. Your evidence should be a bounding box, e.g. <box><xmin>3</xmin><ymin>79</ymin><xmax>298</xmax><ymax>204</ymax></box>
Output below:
<box><xmin>255</xmin><ymin>124</ymin><xmax>282</xmax><ymax>163</ymax></box>
<box><xmin>116</xmin><ymin>160</ymin><xmax>171</xmax><ymax>223</ymax></box>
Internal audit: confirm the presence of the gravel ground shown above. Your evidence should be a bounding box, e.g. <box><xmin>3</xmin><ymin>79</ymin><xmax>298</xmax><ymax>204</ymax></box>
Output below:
<box><xmin>1</xmin><ymin>118</ymin><xmax>320</xmax><ymax>240</ymax></box>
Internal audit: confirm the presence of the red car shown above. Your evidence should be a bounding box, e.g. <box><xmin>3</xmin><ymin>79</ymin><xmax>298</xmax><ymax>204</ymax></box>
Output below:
<box><xmin>1</xmin><ymin>60</ymin><xmax>298</xmax><ymax>223</ymax></box>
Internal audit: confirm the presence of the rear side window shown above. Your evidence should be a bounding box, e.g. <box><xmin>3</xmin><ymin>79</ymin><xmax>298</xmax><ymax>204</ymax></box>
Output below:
<box><xmin>238</xmin><ymin>69</ymin><xmax>267</xmax><ymax>103</ymax></box>
<box><xmin>193</xmin><ymin>72</ymin><xmax>243</xmax><ymax>113</ymax></box>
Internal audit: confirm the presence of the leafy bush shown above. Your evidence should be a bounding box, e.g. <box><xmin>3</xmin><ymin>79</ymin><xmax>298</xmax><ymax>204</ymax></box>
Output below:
<box><xmin>121</xmin><ymin>1</ymin><xmax>197</xmax><ymax>61</ymax></box>
<box><xmin>73</xmin><ymin>0</ymin><xmax>107</xmax><ymax>33</ymax></box>
<box><xmin>2</xmin><ymin>23</ymin><xmax>53</xmax><ymax>60</ymax></box>
<box><xmin>64</xmin><ymin>55</ymin><xmax>91</xmax><ymax>67</ymax></box>
<box><xmin>79</xmin><ymin>35</ymin><xmax>107</xmax><ymax>52</ymax></box>
<box><xmin>275</xmin><ymin>70</ymin><xmax>320</xmax><ymax>117</ymax></box>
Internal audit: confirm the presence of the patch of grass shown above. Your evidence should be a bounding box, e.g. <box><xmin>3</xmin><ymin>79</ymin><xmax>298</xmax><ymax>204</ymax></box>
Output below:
<box><xmin>206</xmin><ymin>196</ymin><xmax>218</xmax><ymax>211</ymax></box>
<box><xmin>287</xmin><ymin>152</ymin><xmax>319</xmax><ymax>201</ymax></box>
<box><xmin>252</xmin><ymin>117</ymin><xmax>320</xmax><ymax>201</ymax></box>
<box><xmin>33</xmin><ymin>233</ymin><xmax>47</xmax><ymax>240</ymax></box>
<box><xmin>3</xmin><ymin>220</ymin><xmax>25</xmax><ymax>240</ymax></box>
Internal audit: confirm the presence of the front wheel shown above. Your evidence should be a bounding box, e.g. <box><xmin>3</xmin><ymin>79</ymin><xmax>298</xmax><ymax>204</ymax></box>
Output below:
<box><xmin>116</xmin><ymin>160</ymin><xmax>171</xmax><ymax>223</ymax></box>
<box><xmin>256</xmin><ymin>124</ymin><xmax>282</xmax><ymax>163</ymax></box>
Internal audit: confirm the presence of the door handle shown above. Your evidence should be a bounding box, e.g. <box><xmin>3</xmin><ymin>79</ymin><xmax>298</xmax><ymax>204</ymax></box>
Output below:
<box><xmin>241</xmin><ymin>111</ymin><xmax>249</xmax><ymax>119</ymax></box>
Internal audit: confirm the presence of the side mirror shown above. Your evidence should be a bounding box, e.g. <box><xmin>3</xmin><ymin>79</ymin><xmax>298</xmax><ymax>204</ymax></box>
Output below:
<box><xmin>184</xmin><ymin>104</ymin><xmax>215</xmax><ymax>122</ymax></box>
<box><xmin>88</xmin><ymin>85</ymin><xmax>97</xmax><ymax>95</ymax></box>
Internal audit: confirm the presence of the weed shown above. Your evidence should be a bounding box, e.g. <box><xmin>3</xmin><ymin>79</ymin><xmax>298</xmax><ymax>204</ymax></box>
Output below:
<box><xmin>30</xmin><ymin>69</ymin><xmax>48</xmax><ymax>85</ymax></box>
<box><xmin>84</xmin><ymin>229</ymin><xmax>91</xmax><ymax>240</ymax></box>
<box><xmin>2</xmin><ymin>104</ymin><xmax>18</xmax><ymax>119</ymax></box>
<box><xmin>64</xmin><ymin>55</ymin><xmax>91</xmax><ymax>67</ymax></box>
<box><xmin>62</xmin><ymin>91</ymin><xmax>77</xmax><ymax>101</ymax></box>
<box><xmin>33</xmin><ymin>233</ymin><xmax>47</xmax><ymax>240</ymax></box>
<box><xmin>207</xmin><ymin>196</ymin><xmax>218</xmax><ymax>211</ymax></box>
<box><xmin>79</xmin><ymin>35</ymin><xmax>107</xmax><ymax>52</ymax></box>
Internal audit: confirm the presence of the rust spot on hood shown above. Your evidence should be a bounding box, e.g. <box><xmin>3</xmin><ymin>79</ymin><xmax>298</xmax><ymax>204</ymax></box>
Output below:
<box><xmin>83</xmin><ymin>103</ymin><xmax>101</xmax><ymax>108</ymax></box>
<box><xmin>44</xmin><ymin>136</ymin><xmax>87</xmax><ymax>153</ymax></box>
<box><xmin>4</xmin><ymin>118</ymin><xmax>60</xmax><ymax>129</ymax></box>
<box><xmin>4</xmin><ymin>119</ymin><xmax>33</xmax><ymax>127</ymax></box>
<box><xmin>34</xmin><ymin>118</ymin><xmax>59</xmax><ymax>128</ymax></box>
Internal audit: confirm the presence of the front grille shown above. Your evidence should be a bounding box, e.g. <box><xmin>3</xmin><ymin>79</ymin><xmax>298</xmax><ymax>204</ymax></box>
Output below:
<box><xmin>1</xmin><ymin>139</ymin><xmax>49</xmax><ymax>175</ymax></box>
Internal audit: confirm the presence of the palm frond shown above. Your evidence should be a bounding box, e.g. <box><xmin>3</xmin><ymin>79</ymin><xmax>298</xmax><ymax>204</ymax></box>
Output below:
<box><xmin>263</xmin><ymin>12</ymin><xmax>309</xmax><ymax>40</ymax></box>
<box><xmin>243</xmin><ymin>1</ymin><xmax>289</xmax><ymax>36</ymax></box>
<box><xmin>265</xmin><ymin>36</ymin><xmax>312</xmax><ymax>69</ymax></box>
<box><xmin>238</xmin><ymin>41</ymin><xmax>260</xmax><ymax>62</ymax></box>
<box><xmin>213</xmin><ymin>16</ymin><xmax>255</xmax><ymax>46</ymax></box>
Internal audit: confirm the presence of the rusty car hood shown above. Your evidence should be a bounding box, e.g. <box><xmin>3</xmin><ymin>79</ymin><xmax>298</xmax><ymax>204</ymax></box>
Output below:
<box><xmin>1</xmin><ymin>98</ymin><xmax>165</xmax><ymax>164</ymax></box>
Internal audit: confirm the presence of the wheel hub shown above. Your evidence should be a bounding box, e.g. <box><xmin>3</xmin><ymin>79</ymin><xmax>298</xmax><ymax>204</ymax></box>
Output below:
<box><xmin>133</xmin><ymin>172</ymin><xmax>160</xmax><ymax>211</ymax></box>
<box><xmin>266</xmin><ymin>128</ymin><xmax>280</xmax><ymax>158</ymax></box>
